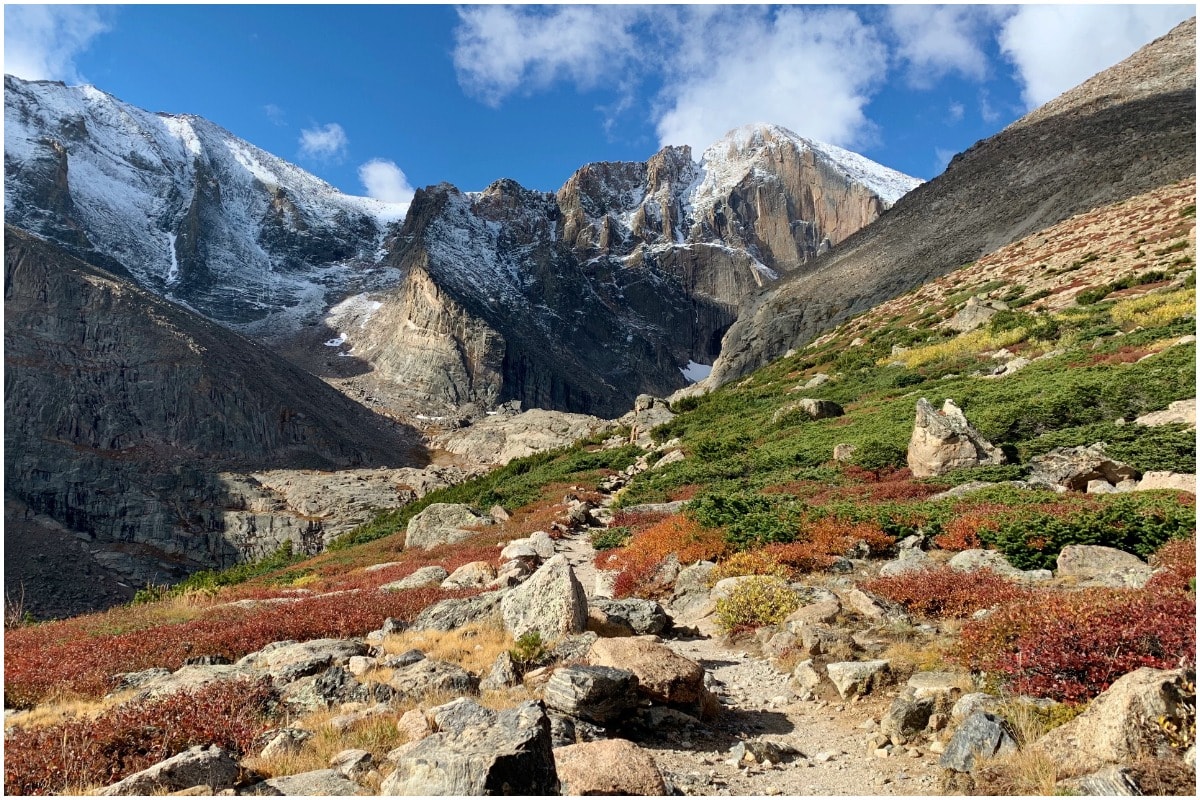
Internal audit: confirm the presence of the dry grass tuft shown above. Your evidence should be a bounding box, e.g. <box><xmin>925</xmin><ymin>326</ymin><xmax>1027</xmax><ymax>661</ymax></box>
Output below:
<box><xmin>381</xmin><ymin>620</ymin><xmax>513</xmax><ymax>676</ymax></box>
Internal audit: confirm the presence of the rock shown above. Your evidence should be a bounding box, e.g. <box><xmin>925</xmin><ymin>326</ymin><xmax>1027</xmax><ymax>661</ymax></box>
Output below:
<box><xmin>248</xmin><ymin>769</ymin><xmax>366</xmax><ymax>796</ymax></box>
<box><xmin>880</xmin><ymin>695</ymin><xmax>935</xmax><ymax>745</ymax></box>
<box><xmin>346</xmin><ymin>656</ymin><xmax>376</xmax><ymax>677</ymax></box>
<box><xmin>947</xmin><ymin>549</ymin><xmax>1050</xmax><ymax>582</ymax></box>
<box><xmin>528</xmin><ymin>530</ymin><xmax>556</xmax><ymax>559</ymax></box>
<box><xmin>543</xmin><ymin>665</ymin><xmax>640</xmax><ymax>724</ymax></box>
<box><xmin>791</xmin><ymin>660</ymin><xmax>825</xmax><ymax>699</ymax></box>
<box><xmin>409</xmin><ymin>591</ymin><xmax>504</xmax><ymax>632</ymax></box>
<box><xmin>380</xmin><ymin>700</ymin><xmax>559</xmax><ymax>795</ymax></box>
<box><xmin>489</xmin><ymin>505</ymin><xmax>511</xmax><ymax>523</ymax></box>
<box><xmin>729</xmin><ymin>739</ymin><xmax>802</xmax><ymax>765</ymax></box>
<box><xmin>329</xmin><ymin>703</ymin><xmax>392</xmax><ymax>734</ymax></box>
<box><xmin>405</xmin><ymin>503</ymin><xmax>493</xmax><ymax>550</ymax></box>
<box><xmin>945</xmin><ymin>296</ymin><xmax>1006</xmax><ymax>333</ymax></box>
<box><xmin>479</xmin><ymin>651</ymin><xmax>522</xmax><ymax>692</ymax></box>
<box><xmin>98</xmin><ymin>745</ymin><xmax>239</xmax><ymax>796</ymax></box>
<box><xmin>906</xmin><ymin>672</ymin><xmax>968</xmax><ymax>701</ymax></box>
<box><xmin>281</xmin><ymin>666</ymin><xmax>393</xmax><ymax>713</ymax></box>
<box><xmin>397</xmin><ymin>708</ymin><xmax>433</xmax><ymax>742</ymax></box>
<box><xmin>772</xmin><ymin>398</ymin><xmax>844</xmax><ymax>424</ymax></box>
<box><xmin>428</xmin><ymin>698</ymin><xmax>497</xmax><ymax>735</ymax></box>
<box><xmin>383</xmin><ymin>566</ymin><xmax>449</xmax><ymax>591</ymax></box>
<box><xmin>939</xmin><ymin>711</ymin><xmax>1018</xmax><ymax>772</ymax></box>
<box><xmin>1136</xmin><ymin>471</ymin><xmax>1197</xmax><ymax>492</ymax></box>
<box><xmin>672</xmin><ymin>560</ymin><xmax>717</xmax><ymax>601</ymax></box>
<box><xmin>388</xmin><ymin>659</ymin><xmax>479</xmax><ymax>700</ymax></box>
<box><xmin>803</xmin><ymin>373</ymin><xmax>831</xmax><ymax>389</ymax></box>
<box><xmin>878</xmin><ymin>547</ymin><xmax>935</xmax><ymax>577</ymax></box>
<box><xmin>1033</xmin><ymin>667</ymin><xmax>1194</xmax><ymax>770</ymax></box>
<box><xmin>554</xmin><ymin>739</ymin><xmax>667</xmax><ymax>795</ymax></box>
<box><xmin>826</xmin><ymin>660</ymin><xmax>890</xmax><ymax>699</ymax></box>
<box><xmin>586</xmin><ymin>637</ymin><xmax>711</xmax><ymax>714</ymax></box>
<box><xmin>1057</xmin><ymin>766</ymin><xmax>1142</xmax><ymax>796</ymax></box>
<box><xmin>841</xmin><ymin>588</ymin><xmax>909</xmax><ymax>624</ymax></box>
<box><xmin>950</xmin><ymin>692</ymin><xmax>1003</xmax><ymax>722</ymax></box>
<box><xmin>589</xmin><ymin>598</ymin><xmax>671</xmax><ymax>636</ymax></box>
<box><xmin>440</xmin><ymin>561</ymin><xmax>497</xmax><ymax>589</ymax></box>
<box><xmin>329</xmin><ymin>749</ymin><xmax>375</xmax><ymax>782</ymax></box>
<box><xmin>383</xmin><ymin>649</ymin><xmax>426</xmax><ymax>669</ymax></box>
<box><xmin>499</xmin><ymin>540</ymin><xmax>539</xmax><ymax>561</ymax></box>
<box><xmin>833</xmin><ymin>443</ymin><xmax>858</xmax><ymax>462</ymax></box>
<box><xmin>434</xmin><ymin>409</ymin><xmax>608</xmax><ymax>466</ymax></box>
<box><xmin>652</xmin><ymin>449</ymin><xmax>687</xmax><ymax>470</ymax></box>
<box><xmin>784</xmin><ymin>597</ymin><xmax>842</xmax><ymax>628</ymax></box>
<box><xmin>1056</xmin><ymin>545</ymin><xmax>1154</xmax><ymax>588</ymax></box>
<box><xmin>238</xmin><ymin>638</ymin><xmax>367</xmax><ymax>686</ymax></box>
<box><xmin>259</xmin><ymin>728</ymin><xmax>313</xmax><ymax>760</ymax></box>
<box><xmin>1028</xmin><ymin>443</ymin><xmax>1138</xmax><ymax>491</ymax></box>
<box><xmin>501</xmin><ymin>555</ymin><xmax>588</xmax><ymax>640</ymax></box>
<box><xmin>1135</xmin><ymin>398</ymin><xmax>1196</xmax><ymax>428</ymax></box>
<box><xmin>795</xmin><ymin>624</ymin><xmax>858</xmax><ymax>659</ymax></box>
<box><xmin>907</xmin><ymin>398</ymin><xmax>1006</xmax><ymax>478</ymax></box>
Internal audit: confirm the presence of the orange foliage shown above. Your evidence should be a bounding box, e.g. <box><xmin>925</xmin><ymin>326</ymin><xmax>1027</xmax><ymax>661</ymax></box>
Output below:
<box><xmin>604</xmin><ymin>515</ymin><xmax>729</xmax><ymax>598</ymax></box>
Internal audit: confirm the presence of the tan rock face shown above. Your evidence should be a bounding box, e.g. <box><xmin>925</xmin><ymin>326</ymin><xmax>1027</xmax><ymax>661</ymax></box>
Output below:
<box><xmin>907</xmin><ymin>399</ymin><xmax>1005</xmax><ymax>478</ymax></box>
<box><xmin>586</xmin><ymin>636</ymin><xmax>706</xmax><ymax>706</ymax></box>
<box><xmin>434</xmin><ymin>409</ymin><xmax>609</xmax><ymax>466</ymax></box>
<box><xmin>554</xmin><ymin>739</ymin><xmax>667</xmax><ymax>796</ymax></box>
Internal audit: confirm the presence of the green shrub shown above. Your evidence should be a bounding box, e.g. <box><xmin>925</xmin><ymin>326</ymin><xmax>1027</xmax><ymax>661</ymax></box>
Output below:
<box><xmin>851</xmin><ymin>439</ymin><xmax>908</xmax><ymax>472</ymax></box>
<box><xmin>714</xmin><ymin>576</ymin><xmax>801</xmax><ymax>632</ymax></box>
<box><xmin>167</xmin><ymin>541</ymin><xmax>304</xmax><ymax>596</ymax></box>
<box><xmin>689</xmin><ymin>490</ymin><xmax>778</xmax><ymax>529</ymax></box>
<box><xmin>509</xmin><ymin>631</ymin><xmax>547</xmax><ymax>665</ymax></box>
<box><xmin>590</xmin><ymin>527</ymin><xmax>632</xmax><ymax>550</ymax></box>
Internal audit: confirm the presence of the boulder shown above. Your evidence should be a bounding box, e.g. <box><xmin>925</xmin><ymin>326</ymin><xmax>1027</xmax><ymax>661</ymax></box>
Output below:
<box><xmin>878</xmin><ymin>547</ymin><xmax>935</xmax><ymax>577</ymax></box>
<box><xmin>586</xmin><ymin>637</ymin><xmax>711</xmax><ymax>714</ymax></box>
<box><xmin>440</xmin><ymin>561</ymin><xmax>497</xmax><ymax>589</ymax></box>
<box><xmin>248</xmin><ymin>769</ymin><xmax>366</xmax><ymax>796</ymax></box>
<box><xmin>1055</xmin><ymin>545</ymin><xmax>1154</xmax><ymax>588</ymax></box>
<box><xmin>1136</xmin><ymin>471</ymin><xmax>1196</xmax><ymax>492</ymax></box>
<box><xmin>772</xmin><ymin>398</ymin><xmax>844</xmax><ymax>424</ymax></box>
<box><xmin>239</xmin><ymin>638</ymin><xmax>367</xmax><ymax>685</ymax></box>
<box><xmin>428</xmin><ymin>698</ymin><xmax>497</xmax><ymax>735</ymax></box>
<box><xmin>434</xmin><ymin>409</ymin><xmax>607</xmax><ymax>466</ymax></box>
<box><xmin>826</xmin><ymin>660</ymin><xmax>890</xmax><ymax>699</ymax></box>
<box><xmin>543</xmin><ymin>665</ymin><xmax>640</xmax><ymax>724</ymax></box>
<box><xmin>945</xmin><ymin>296</ymin><xmax>1006</xmax><ymax>333</ymax></box>
<box><xmin>397</xmin><ymin>708</ymin><xmax>433</xmax><ymax>742</ymax></box>
<box><xmin>672</xmin><ymin>560</ymin><xmax>716</xmax><ymax>600</ymax></box>
<box><xmin>939</xmin><ymin>711</ymin><xmax>1018</xmax><ymax>772</ymax></box>
<box><xmin>329</xmin><ymin>749</ymin><xmax>375</xmax><ymax>782</ymax></box>
<box><xmin>1033</xmin><ymin>667</ymin><xmax>1194</xmax><ymax>770</ymax></box>
<box><xmin>383</xmin><ymin>649</ymin><xmax>426</xmax><ymax>669</ymax></box>
<box><xmin>588</xmin><ymin>598</ymin><xmax>671</xmax><ymax>636</ymax></box>
<box><xmin>259</xmin><ymin>728</ymin><xmax>313</xmax><ymax>760</ymax></box>
<box><xmin>1028</xmin><ymin>444</ymin><xmax>1138</xmax><ymax>492</ymax></box>
<box><xmin>1057</xmin><ymin>766</ymin><xmax>1142</xmax><ymax>796</ymax></box>
<box><xmin>380</xmin><ymin>700</ymin><xmax>559</xmax><ymax>795</ymax></box>
<box><xmin>98</xmin><ymin>745</ymin><xmax>239</xmax><ymax>796</ymax></box>
<box><xmin>329</xmin><ymin>703</ymin><xmax>392</xmax><ymax>733</ymax></box>
<box><xmin>388</xmin><ymin>659</ymin><xmax>479</xmax><ymax>700</ymax></box>
<box><xmin>383</xmin><ymin>566</ymin><xmax>449</xmax><ymax>591</ymax></box>
<box><xmin>784</xmin><ymin>597</ymin><xmax>842</xmax><ymax>628</ymax></box>
<box><xmin>479</xmin><ymin>651</ymin><xmax>521</xmax><ymax>692</ymax></box>
<box><xmin>833</xmin><ymin>443</ymin><xmax>858</xmax><ymax>462</ymax></box>
<box><xmin>795</xmin><ymin>624</ymin><xmax>858</xmax><ymax>659</ymax></box>
<box><xmin>652</xmin><ymin>449</ymin><xmax>687</xmax><ymax>470</ymax></box>
<box><xmin>791</xmin><ymin>659</ymin><xmax>824</xmax><ymax>699</ymax></box>
<box><xmin>907</xmin><ymin>398</ymin><xmax>1006</xmax><ymax>478</ymax></box>
<box><xmin>281</xmin><ymin>666</ymin><xmax>393</xmax><ymax>713</ymax></box>
<box><xmin>409</xmin><ymin>591</ymin><xmax>504</xmax><ymax>632</ymax></box>
<box><xmin>501</xmin><ymin>555</ymin><xmax>588</xmax><ymax>640</ymax></box>
<box><xmin>841</xmin><ymin>587</ymin><xmax>910</xmax><ymax>624</ymax></box>
<box><xmin>1135</xmin><ymin>398</ymin><xmax>1196</xmax><ymax>428</ymax></box>
<box><xmin>554</xmin><ymin>739</ymin><xmax>667</xmax><ymax>795</ymax></box>
<box><xmin>528</xmin><ymin>530</ymin><xmax>556</xmax><ymax>559</ymax></box>
<box><xmin>405</xmin><ymin>503</ymin><xmax>493</xmax><ymax>550</ymax></box>
<box><xmin>906</xmin><ymin>672</ymin><xmax>969</xmax><ymax>702</ymax></box>
<box><xmin>880</xmin><ymin>695</ymin><xmax>935</xmax><ymax>745</ymax></box>
<box><xmin>948</xmin><ymin>549</ymin><xmax>1052</xmax><ymax>582</ymax></box>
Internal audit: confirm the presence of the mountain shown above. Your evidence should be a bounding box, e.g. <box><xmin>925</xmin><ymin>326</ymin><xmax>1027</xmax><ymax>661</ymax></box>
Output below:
<box><xmin>4</xmin><ymin>226</ymin><xmax>426</xmax><ymax>618</ymax></box>
<box><xmin>4</xmin><ymin>75</ymin><xmax>403</xmax><ymax>332</ymax></box>
<box><xmin>708</xmin><ymin>17</ymin><xmax>1197</xmax><ymax>387</ymax></box>
<box><xmin>327</xmin><ymin>125</ymin><xmax>920</xmax><ymax>416</ymax></box>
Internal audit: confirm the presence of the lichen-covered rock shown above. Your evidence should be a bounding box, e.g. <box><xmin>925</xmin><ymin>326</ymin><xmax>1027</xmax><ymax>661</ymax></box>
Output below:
<box><xmin>501</xmin><ymin>555</ymin><xmax>588</xmax><ymax>640</ymax></box>
<box><xmin>1028</xmin><ymin>443</ymin><xmax>1138</xmax><ymax>492</ymax></box>
<box><xmin>388</xmin><ymin>659</ymin><xmax>480</xmax><ymax>700</ymax></box>
<box><xmin>440</xmin><ymin>561</ymin><xmax>497</xmax><ymax>589</ymax></box>
<box><xmin>586</xmin><ymin>637</ymin><xmax>713</xmax><ymax>717</ymax></box>
<box><xmin>1055</xmin><ymin>545</ymin><xmax>1154</xmax><ymax>589</ymax></box>
<box><xmin>248</xmin><ymin>769</ymin><xmax>366</xmax><ymax>796</ymax></box>
<box><xmin>939</xmin><ymin>711</ymin><xmax>1017</xmax><ymax>772</ymax></box>
<box><xmin>405</xmin><ymin>503</ymin><xmax>493</xmax><ymax>550</ymax></box>
<box><xmin>409</xmin><ymin>591</ymin><xmax>504</xmax><ymax>632</ymax></box>
<box><xmin>98</xmin><ymin>745</ymin><xmax>239</xmax><ymax>796</ymax></box>
<box><xmin>543</xmin><ymin>665</ymin><xmax>640</xmax><ymax>724</ymax></box>
<box><xmin>826</xmin><ymin>660</ymin><xmax>890</xmax><ymax>699</ymax></box>
<box><xmin>588</xmin><ymin>598</ymin><xmax>671</xmax><ymax>636</ymax></box>
<box><xmin>383</xmin><ymin>566</ymin><xmax>449</xmax><ymax>591</ymax></box>
<box><xmin>380</xmin><ymin>700</ymin><xmax>559</xmax><ymax>795</ymax></box>
<box><xmin>907</xmin><ymin>399</ymin><xmax>1005</xmax><ymax>478</ymax></box>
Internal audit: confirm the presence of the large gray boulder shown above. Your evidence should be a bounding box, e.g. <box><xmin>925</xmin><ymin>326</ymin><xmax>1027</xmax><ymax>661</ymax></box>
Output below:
<box><xmin>1135</xmin><ymin>398</ymin><xmax>1196</xmax><ymax>428</ymax></box>
<box><xmin>248</xmin><ymin>769</ymin><xmax>366</xmax><ymax>796</ymax></box>
<box><xmin>388</xmin><ymin>659</ymin><xmax>480</xmax><ymax>700</ymax></box>
<box><xmin>383</xmin><ymin>565</ymin><xmax>449</xmax><ymax>591</ymax></box>
<box><xmin>239</xmin><ymin>638</ymin><xmax>368</xmax><ymax>685</ymax></box>
<box><xmin>1028</xmin><ymin>443</ymin><xmax>1138</xmax><ymax>492</ymax></box>
<box><xmin>543</xmin><ymin>665</ymin><xmax>640</xmax><ymax>724</ymax></box>
<box><xmin>1033</xmin><ymin>667</ymin><xmax>1194</xmax><ymax>771</ymax></box>
<box><xmin>406</xmin><ymin>503</ymin><xmax>493</xmax><ymax>550</ymax></box>
<box><xmin>826</xmin><ymin>660</ymin><xmax>891</xmax><ymax>699</ymax></box>
<box><xmin>949</xmin><ymin>549</ymin><xmax>1052</xmax><ymax>583</ymax></box>
<box><xmin>589</xmin><ymin>598</ymin><xmax>671</xmax><ymax>636</ymax></box>
<box><xmin>1055</xmin><ymin>545</ymin><xmax>1154</xmax><ymax>588</ymax></box>
<box><xmin>501</xmin><ymin>555</ymin><xmax>588</xmax><ymax>640</ymax></box>
<box><xmin>409</xmin><ymin>591</ymin><xmax>504</xmax><ymax>632</ymax></box>
<box><xmin>907</xmin><ymin>398</ymin><xmax>1006</xmax><ymax>478</ymax></box>
<box><xmin>940</xmin><ymin>711</ymin><xmax>1018</xmax><ymax>772</ymax></box>
<box><xmin>380</xmin><ymin>700</ymin><xmax>559</xmax><ymax>795</ymax></box>
<box><xmin>99</xmin><ymin>745</ymin><xmax>240</xmax><ymax>796</ymax></box>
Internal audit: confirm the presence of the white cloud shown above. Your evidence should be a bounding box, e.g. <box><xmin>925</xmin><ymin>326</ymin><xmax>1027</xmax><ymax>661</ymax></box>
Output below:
<box><xmin>358</xmin><ymin>159</ymin><xmax>414</xmax><ymax>205</ymax></box>
<box><xmin>947</xmin><ymin>102</ymin><xmax>965</xmax><ymax>123</ymax></box>
<box><xmin>264</xmin><ymin>104</ymin><xmax>286</xmax><ymax>126</ymax></box>
<box><xmin>654</xmin><ymin>6</ymin><xmax>889</xmax><ymax>151</ymax></box>
<box><xmin>999</xmin><ymin>5</ymin><xmax>1195</xmax><ymax>108</ymax></box>
<box><xmin>298</xmin><ymin>122</ymin><xmax>348</xmax><ymax>161</ymax></box>
<box><xmin>452</xmin><ymin>5</ymin><xmax>642</xmax><ymax>107</ymax></box>
<box><xmin>4</xmin><ymin>4</ymin><xmax>110</xmax><ymax>82</ymax></box>
<box><xmin>886</xmin><ymin>5</ymin><xmax>1002</xmax><ymax>88</ymax></box>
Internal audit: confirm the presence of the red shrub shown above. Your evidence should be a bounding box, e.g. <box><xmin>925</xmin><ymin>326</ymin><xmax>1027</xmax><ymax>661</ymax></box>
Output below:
<box><xmin>4</xmin><ymin>586</ymin><xmax>472</xmax><ymax>707</ymax></box>
<box><xmin>863</xmin><ymin>565</ymin><xmax>1033</xmax><ymax>618</ymax></box>
<box><xmin>604</xmin><ymin>515</ymin><xmax>728</xmax><ymax>599</ymax></box>
<box><xmin>608</xmin><ymin>509</ymin><xmax>671</xmax><ymax>532</ymax></box>
<box><xmin>4</xmin><ymin>678</ymin><xmax>277</xmax><ymax>795</ymax></box>
<box><xmin>1146</xmin><ymin>536</ymin><xmax>1196</xmax><ymax>594</ymax></box>
<box><xmin>934</xmin><ymin>513</ymin><xmax>998</xmax><ymax>551</ymax></box>
<box><xmin>957</xmin><ymin>586</ymin><xmax>1196</xmax><ymax>702</ymax></box>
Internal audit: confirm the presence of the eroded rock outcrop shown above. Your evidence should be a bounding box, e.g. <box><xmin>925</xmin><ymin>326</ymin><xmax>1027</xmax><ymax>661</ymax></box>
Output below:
<box><xmin>907</xmin><ymin>399</ymin><xmax>1005</xmax><ymax>478</ymax></box>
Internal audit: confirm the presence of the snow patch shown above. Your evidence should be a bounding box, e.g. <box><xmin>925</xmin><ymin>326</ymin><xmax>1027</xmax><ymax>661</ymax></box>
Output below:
<box><xmin>681</xmin><ymin>360</ymin><xmax>713</xmax><ymax>382</ymax></box>
<box><xmin>323</xmin><ymin>335</ymin><xmax>347</xmax><ymax>347</ymax></box>
<box><xmin>326</xmin><ymin>293</ymin><xmax>384</xmax><ymax>333</ymax></box>
<box><xmin>165</xmin><ymin>232</ymin><xmax>180</xmax><ymax>285</ymax></box>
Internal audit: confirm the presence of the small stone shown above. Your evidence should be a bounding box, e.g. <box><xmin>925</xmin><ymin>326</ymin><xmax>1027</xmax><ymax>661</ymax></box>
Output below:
<box><xmin>874</xmin><ymin>747</ymin><xmax>892</xmax><ymax>758</ymax></box>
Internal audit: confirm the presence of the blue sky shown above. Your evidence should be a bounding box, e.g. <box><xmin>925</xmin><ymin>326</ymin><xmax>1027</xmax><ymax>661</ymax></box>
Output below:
<box><xmin>4</xmin><ymin>4</ymin><xmax>1194</xmax><ymax>204</ymax></box>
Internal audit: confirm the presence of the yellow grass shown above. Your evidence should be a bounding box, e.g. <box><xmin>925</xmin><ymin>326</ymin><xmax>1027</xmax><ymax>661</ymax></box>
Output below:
<box><xmin>1110</xmin><ymin>287</ymin><xmax>1196</xmax><ymax>330</ymax></box>
<box><xmin>381</xmin><ymin>620</ymin><xmax>514</xmax><ymax>676</ymax></box>
<box><xmin>884</xmin><ymin>326</ymin><xmax>1031</xmax><ymax>369</ymax></box>
<box><xmin>5</xmin><ymin>690</ymin><xmax>137</xmax><ymax>730</ymax></box>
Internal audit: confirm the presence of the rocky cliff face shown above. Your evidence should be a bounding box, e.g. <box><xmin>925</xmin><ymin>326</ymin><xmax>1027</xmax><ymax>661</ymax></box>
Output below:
<box><xmin>709</xmin><ymin>18</ymin><xmax>1197</xmax><ymax>387</ymax></box>
<box><xmin>4</xmin><ymin>75</ymin><xmax>403</xmax><ymax>331</ymax></box>
<box><xmin>329</xmin><ymin>125</ymin><xmax>920</xmax><ymax>416</ymax></box>
<box><xmin>4</xmin><ymin>227</ymin><xmax>425</xmax><ymax>617</ymax></box>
